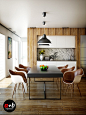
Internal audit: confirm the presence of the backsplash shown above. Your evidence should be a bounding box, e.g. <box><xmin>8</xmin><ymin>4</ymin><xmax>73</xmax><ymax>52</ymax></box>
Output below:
<box><xmin>37</xmin><ymin>48</ymin><xmax>75</xmax><ymax>60</ymax></box>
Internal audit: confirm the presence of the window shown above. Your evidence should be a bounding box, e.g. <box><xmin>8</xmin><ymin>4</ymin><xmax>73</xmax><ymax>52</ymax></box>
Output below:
<box><xmin>21</xmin><ymin>41</ymin><xmax>27</xmax><ymax>65</ymax></box>
<box><xmin>0</xmin><ymin>34</ymin><xmax>5</xmax><ymax>80</ymax></box>
<box><xmin>13</xmin><ymin>40</ymin><xmax>18</xmax><ymax>70</ymax></box>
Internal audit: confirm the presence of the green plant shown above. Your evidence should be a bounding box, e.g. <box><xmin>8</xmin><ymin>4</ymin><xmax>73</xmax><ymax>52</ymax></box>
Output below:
<box><xmin>39</xmin><ymin>50</ymin><xmax>45</xmax><ymax>54</ymax></box>
<box><xmin>8</xmin><ymin>51</ymin><xmax>10</xmax><ymax>55</ymax></box>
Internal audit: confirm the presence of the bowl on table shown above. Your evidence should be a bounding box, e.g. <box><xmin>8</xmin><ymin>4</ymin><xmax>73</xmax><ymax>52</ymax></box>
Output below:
<box><xmin>40</xmin><ymin>65</ymin><xmax>48</xmax><ymax>71</ymax></box>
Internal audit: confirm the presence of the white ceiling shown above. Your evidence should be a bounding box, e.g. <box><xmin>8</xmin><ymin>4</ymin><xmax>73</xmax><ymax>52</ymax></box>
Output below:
<box><xmin>0</xmin><ymin>0</ymin><xmax>86</xmax><ymax>37</ymax></box>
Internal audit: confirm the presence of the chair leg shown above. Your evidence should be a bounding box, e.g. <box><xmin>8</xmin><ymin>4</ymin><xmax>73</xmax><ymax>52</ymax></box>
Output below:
<box><xmin>22</xmin><ymin>83</ymin><xmax>25</xmax><ymax>98</ymax></box>
<box><xmin>14</xmin><ymin>84</ymin><xmax>17</xmax><ymax>92</ymax></box>
<box><xmin>77</xmin><ymin>84</ymin><xmax>82</xmax><ymax>97</ymax></box>
<box><xmin>73</xmin><ymin>83</ymin><xmax>74</xmax><ymax>93</ymax></box>
<box><xmin>22</xmin><ymin>83</ymin><xmax>23</xmax><ymax>91</ymax></box>
<box><xmin>71</xmin><ymin>84</ymin><xmax>72</xmax><ymax>97</ymax></box>
<box><xmin>18</xmin><ymin>83</ymin><xmax>21</xmax><ymax>89</ymax></box>
<box><xmin>27</xmin><ymin>83</ymin><xmax>28</xmax><ymax>90</ymax></box>
<box><xmin>12</xmin><ymin>84</ymin><xmax>16</xmax><ymax>98</ymax></box>
<box><xmin>12</xmin><ymin>85</ymin><xmax>15</xmax><ymax>98</ymax></box>
<box><xmin>66</xmin><ymin>84</ymin><xmax>69</xmax><ymax>93</ymax></box>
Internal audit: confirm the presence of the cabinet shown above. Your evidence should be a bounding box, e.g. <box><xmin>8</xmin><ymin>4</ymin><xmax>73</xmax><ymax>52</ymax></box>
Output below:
<box><xmin>65</xmin><ymin>36</ymin><xmax>75</xmax><ymax>48</ymax></box>
<box><xmin>37</xmin><ymin>36</ymin><xmax>75</xmax><ymax>48</ymax></box>
<box><xmin>56</xmin><ymin>36</ymin><xmax>65</xmax><ymax>48</ymax></box>
<box><xmin>37</xmin><ymin>61</ymin><xmax>77</xmax><ymax>70</ymax></box>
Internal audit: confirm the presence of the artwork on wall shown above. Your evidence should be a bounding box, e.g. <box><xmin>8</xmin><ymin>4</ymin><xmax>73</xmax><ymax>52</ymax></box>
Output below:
<box><xmin>8</xmin><ymin>37</ymin><xmax>12</xmax><ymax>59</ymax></box>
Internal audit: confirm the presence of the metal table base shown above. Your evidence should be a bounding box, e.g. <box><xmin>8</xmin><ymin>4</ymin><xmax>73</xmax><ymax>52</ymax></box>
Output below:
<box><xmin>29</xmin><ymin>77</ymin><xmax>61</xmax><ymax>100</ymax></box>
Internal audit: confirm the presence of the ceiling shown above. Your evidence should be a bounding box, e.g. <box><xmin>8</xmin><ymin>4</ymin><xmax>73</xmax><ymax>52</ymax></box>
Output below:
<box><xmin>0</xmin><ymin>0</ymin><xmax>86</xmax><ymax>37</ymax></box>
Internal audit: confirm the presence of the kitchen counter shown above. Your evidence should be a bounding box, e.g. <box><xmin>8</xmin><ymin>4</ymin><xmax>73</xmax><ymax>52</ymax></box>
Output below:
<box><xmin>37</xmin><ymin>60</ymin><xmax>77</xmax><ymax>70</ymax></box>
<box><xmin>37</xmin><ymin>60</ymin><xmax>76</xmax><ymax>61</ymax></box>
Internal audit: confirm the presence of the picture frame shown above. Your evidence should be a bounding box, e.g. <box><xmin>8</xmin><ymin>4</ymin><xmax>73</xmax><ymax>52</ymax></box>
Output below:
<box><xmin>8</xmin><ymin>37</ymin><xmax>12</xmax><ymax>59</ymax></box>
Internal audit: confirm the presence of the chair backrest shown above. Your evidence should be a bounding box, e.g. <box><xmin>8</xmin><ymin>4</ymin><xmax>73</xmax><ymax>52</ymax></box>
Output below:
<box><xmin>15</xmin><ymin>67</ymin><xmax>28</xmax><ymax>73</ymax></box>
<box><xmin>10</xmin><ymin>74</ymin><xmax>24</xmax><ymax>84</ymax></box>
<box><xmin>61</xmin><ymin>66</ymin><xmax>75</xmax><ymax>74</ymax></box>
<box><xmin>73</xmin><ymin>68</ymin><xmax>84</xmax><ymax>83</ymax></box>
<box><xmin>63</xmin><ymin>71</ymin><xmax>74</xmax><ymax>83</ymax></box>
<box><xmin>19</xmin><ymin>64</ymin><xmax>31</xmax><ymax>71</ymax></box>
<box><xmin>9</xmin><ymin>69</ymin><xmax>27</xmax><ymax>83</ymax></box>
<box><xmin>63</xmin><ymin>68</ymin><xmax>84</xmax><ymax>84</ymax></box>
<box><xmin>58</xmin><ymin>64</ymin><xmax>68</xmax><ymax>70</ymax></box>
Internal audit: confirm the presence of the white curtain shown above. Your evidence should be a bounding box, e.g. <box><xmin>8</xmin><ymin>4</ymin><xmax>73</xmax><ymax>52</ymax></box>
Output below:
<box><xmin>0</xmin><ymin>34</ymin><xmax>5</xmax><ymax>80</ymax></box>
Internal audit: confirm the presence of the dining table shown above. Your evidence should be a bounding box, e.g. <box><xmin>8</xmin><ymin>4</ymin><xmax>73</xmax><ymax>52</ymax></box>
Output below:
<box><xmin>27</xmin><ymin>65</ymin><xmax>63</xmax><ymax>100</ymax></box>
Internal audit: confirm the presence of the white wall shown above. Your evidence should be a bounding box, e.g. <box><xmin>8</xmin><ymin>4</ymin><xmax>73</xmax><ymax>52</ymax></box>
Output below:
<box><xmin>21</xmin><ymin>37</ymin><xmax>27</xmax><ymax>42</ymax></box>
<box><xmin>0</xmin><ymin>25</ymin><xmax>21</xmax><ymax>77</ymax></box>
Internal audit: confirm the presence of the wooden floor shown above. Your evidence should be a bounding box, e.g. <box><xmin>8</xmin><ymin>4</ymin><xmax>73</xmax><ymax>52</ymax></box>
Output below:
<box><xmin>0</xmin><ymin>77</ymin><xmax>86</xmax><ymax>115</ymax></box>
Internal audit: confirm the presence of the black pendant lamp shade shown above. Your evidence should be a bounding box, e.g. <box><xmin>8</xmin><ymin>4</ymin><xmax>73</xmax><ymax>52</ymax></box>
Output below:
<box><xmin>37</xmin><ymin>34</ymin><xmax>51</xmax><ymax>43</ymax></box>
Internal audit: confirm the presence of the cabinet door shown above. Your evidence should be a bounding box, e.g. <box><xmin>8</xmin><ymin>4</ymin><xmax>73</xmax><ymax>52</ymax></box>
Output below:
<box><xmin>37</xmin><ymin>61</ymin><xmax>47</xmax><ymax>67</ymax></box>
<box><xmin>47</xmin><ymin>36</ymin><xmax>57</xmax><ymax>48</ymax></box>
<box><xmin>67</xmin><ymin>62</ymin><xmax>76</xmax><ymax>70</ymax></box>
<box><xmin>56</xmin><ymin>36</ymin><xmax>66</xmax><ymax>48</ymax></box>
<box><xmin>56</xmin><ymin>62</ymin><xmax>66</xmax><ymax>67</ymax></box>
<box><xmin>46</xmin><ymin>62</ymin><xmax>57</xmax><ymax>67</ymax></box>
<box><xmin>65</xmin><ymin>36</ymin><xmax>75</xmax><ymax>48</ymax></box>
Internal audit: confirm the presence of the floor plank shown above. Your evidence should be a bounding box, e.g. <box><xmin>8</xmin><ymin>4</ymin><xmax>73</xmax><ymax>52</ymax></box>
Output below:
<box><xmin>0</xmin><ymin>77</ymin><xmax>86</xmax><ymax>114</ymax></box>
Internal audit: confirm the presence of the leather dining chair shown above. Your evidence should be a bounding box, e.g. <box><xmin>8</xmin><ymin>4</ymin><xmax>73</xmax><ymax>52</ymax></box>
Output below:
<box><xmin>15</xmin><ymin>67</ymin><xmax>28</xmax><ymax>90</ymax></box>
<box><xmin>9</xmin><ymin>69</ymin><xmax>27</xmax><ymax>98</ymax></box>
<box><xmin>61</xmin><ymin>66</ymin><xmax>75</xmax><ymax>74</ymax></box>
<box><xmin>63</xmin><ymin>68</ymin><xmax>84</xmax><ymax>96</ymax></box>
<box><xmin>58</xmin><ymin>64</ymin><xmax>68</xmax><ymax>71</ymax></box>
<box><xmin>19</xmin><ymin>64</ymin><xmax>31</xmax><ymax>71</ymax></box>
<box><xmin>59</xmin><ymin>66</ymin><xmax>75</xmax><ymax>88</ymax></box>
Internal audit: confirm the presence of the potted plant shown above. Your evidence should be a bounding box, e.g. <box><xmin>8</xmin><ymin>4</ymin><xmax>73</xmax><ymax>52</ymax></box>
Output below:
<box><xmin>8</xmin><ymin>51</ymin><xmax>10</xmax><ymax>59</ymax></box>
<box><xmin>39</xmin><ymin>50</ymin><xmax>45</xmax><ymax>61</ymax></box>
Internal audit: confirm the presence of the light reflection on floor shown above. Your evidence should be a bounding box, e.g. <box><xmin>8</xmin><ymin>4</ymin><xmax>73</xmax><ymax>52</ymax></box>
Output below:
<box><xmin>0</xmin><ymin>78</ymin><xmax>12</xmax><ymax>88</ymax></box>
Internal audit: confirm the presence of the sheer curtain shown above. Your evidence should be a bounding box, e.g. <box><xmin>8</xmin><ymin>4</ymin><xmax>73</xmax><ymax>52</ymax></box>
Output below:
<box><xmin>0</xmin><ymin>34</ymin><xmax>5</xmax><ymax>80</ymax></box>
<box><xmin>21</xmin><ymin>41</ymin><xmax>27</xmax><ymax>65</ymax></box>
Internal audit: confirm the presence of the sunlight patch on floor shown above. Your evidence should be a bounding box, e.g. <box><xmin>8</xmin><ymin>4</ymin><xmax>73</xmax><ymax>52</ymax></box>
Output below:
<box><xmin>0</xmin><ymin>78</ymin><xmax>12</xmax><ymax>88</ymax></box>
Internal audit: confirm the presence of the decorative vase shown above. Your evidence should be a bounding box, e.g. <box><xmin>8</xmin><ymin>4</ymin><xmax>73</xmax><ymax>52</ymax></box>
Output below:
<box><xmin>40</xmin><ymin>54</ymin><xmax>43</xmax><ymax>61</ymax></box>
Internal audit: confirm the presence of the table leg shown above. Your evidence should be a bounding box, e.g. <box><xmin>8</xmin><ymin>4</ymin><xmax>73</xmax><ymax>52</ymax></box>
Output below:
<box><xmin>44</xmin><ymin>82</ymin><xmax>46</xmax><ymax>99</ymax></box>
<box><xmin>29</xmin><ymin>77</ymin><xmax>30</xmax><ymax>100</ymax></box>
<box><xmin>29</xmin><ymin>77</ymin><xmax>62</xmax><ymax>100</ymax></box>
<box><xmin>60</xmin><ymin>77</ymin><xmax>61</xmax><ymax>100</ymax></box>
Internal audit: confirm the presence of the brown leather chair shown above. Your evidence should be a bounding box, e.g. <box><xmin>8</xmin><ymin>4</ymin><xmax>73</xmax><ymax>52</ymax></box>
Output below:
<box><xmin>61</xmin><ymin>66</ymin><xmax>75</xmax><ymax>74</ymax></box>
<box><xmin>58</xmin><ymin>64</ymin><xmax>68</xmax><ymax>70</ymax></box>
<box><xmin>19</xmin><ymin>64</ymin><xmax>31</xmax><ymax>72</ymax></box>
<box><xmin>9</xmin><ymin>69</ymin><xmax>27</xmax><ymax>98</ymax></box>
<box><xmin>63</xmin><ymin>68</ymin><xmax>84</xmax><ymax>96</ymax></box>
<box><xmin>15</xmin><ymin>67</ymin><xmax>28</xmax><ymax>73</ymax></box>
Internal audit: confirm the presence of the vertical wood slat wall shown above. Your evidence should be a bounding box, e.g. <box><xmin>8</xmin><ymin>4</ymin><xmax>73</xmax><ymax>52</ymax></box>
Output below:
<box><xmin>27</xmin><ymin>28</ymin><xmax>86</xmax><ymax>68</ymax></box>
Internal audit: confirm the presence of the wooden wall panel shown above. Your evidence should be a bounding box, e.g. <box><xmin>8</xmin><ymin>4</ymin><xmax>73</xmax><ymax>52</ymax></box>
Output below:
<box><xmin>55</xmin><ymin>28</ymin><xmax>63</xmax><ymax>35</ymax></box>
<box><xmin>40</xmin><ymin>28</ymin><xmax>44</xmax><ymax>35</ymax></box>
<box><xmin>70</xmin><ymin>28</ymin><xmax>77</xmax><ymax>36</ymax></box>
<box><xmin>36</xmin><ymin>28</ymin><xmax>40</xmax><ymax>35</ymax></box>
<box><xmin>27</xmin><ymin>28</ymin><xmax>29</xmax><ymax>63</ymax></box>
<box><xmin>78</xmin><ymin>28</ymin><xmax>85</xmax><ymax>68</ymax></box>
<box><xmin>63</xmin><ymin>28</ymin><xmax>70</xmax><ymax>35</ymax></box>
<box><xmin>45</xmin><ymin>28</ymin><xmax>49</xmax><ymax>35</ymax></box>
<box><xmin>70</xmin><ymin>28</ymin><xmax>78</xmax><ymax>68</ymax></box>
<box><xmin>49</xmin><ymin>28</ymin><xmax>55</xmax><ymax>35</ymax></box>
<box><xmin>27</xmin><ymin>28</ymin><xmax>86</xmax><ymax>68</ymax></box>
<box><xmin>29</xmin><ymin>29</ymin><xmax>34</xmax><ymax>67</ymax></box>
<box><xmin>33</xmin><ymin>28</ymin><xmax>37</xmax><ymax>66</ymax></box>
